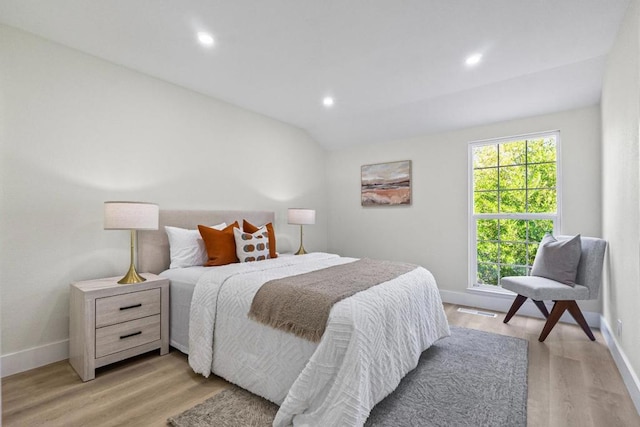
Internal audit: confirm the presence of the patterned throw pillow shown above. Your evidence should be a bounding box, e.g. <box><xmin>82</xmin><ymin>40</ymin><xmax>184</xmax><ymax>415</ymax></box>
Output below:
<box><xmin>234</xmin><ymin>226</ymin><xmax>271</xmax><ymax>262</ymax></box>
<box><xmin>242</xmin><ymin>220</ymin><xmax>278</xmax><ymax>259</ymax></box>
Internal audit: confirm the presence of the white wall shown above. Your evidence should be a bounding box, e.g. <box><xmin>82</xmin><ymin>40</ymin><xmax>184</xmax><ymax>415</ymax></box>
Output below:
<box><xmin>602</xmin><ymin>0</ymin><xmax>640</xmax><ymax>394</ymax></box>
<box><xmin>327</xmin><ymin>106</ymin><xmax>602</xmax><ymax>312</ymax></box>
<box><xmin>0</xmin><ymin>25</ymin><xmax>328</xmax><ymax>366</ymax></box>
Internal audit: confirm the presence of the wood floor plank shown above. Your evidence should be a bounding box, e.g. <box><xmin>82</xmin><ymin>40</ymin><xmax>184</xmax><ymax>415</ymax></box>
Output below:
<box><xmin>527</xmin><ymin>335</ymin><xmax>551</xmax><ymax>426</ymax></box>
<box><xmin>2</xmin><ymin>303</ymin><xmax>639</xmax><ymax>426</ymax></box>
<box><xmin>548</xmin><ymin>355</ymin><xmax>592</xmax><ymax>427</ymax></box>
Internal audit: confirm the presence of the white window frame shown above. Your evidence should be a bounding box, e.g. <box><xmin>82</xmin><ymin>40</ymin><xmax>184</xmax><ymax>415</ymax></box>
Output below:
<box><xmin>467</xmin><ymin>130</ymin><xmax>562</xmax><ymax>292</ymax></box>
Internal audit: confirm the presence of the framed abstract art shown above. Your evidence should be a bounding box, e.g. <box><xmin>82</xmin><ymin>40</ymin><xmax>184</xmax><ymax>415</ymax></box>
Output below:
<box><xmin>361</xmin><ymin>160</ymin><xmax>411</xmax><ymax>206</ymax></box>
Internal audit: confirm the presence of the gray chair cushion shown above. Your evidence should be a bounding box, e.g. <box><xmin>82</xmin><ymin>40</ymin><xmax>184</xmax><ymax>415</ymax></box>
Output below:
<box><xmin>501</xmin><ymin>276</ymin><xmax>589</xmax><ymax>300</ymax></box>
<box><xmin>531</xmin><ymin>234</ymin><xmax>582</xmax><ymax>286</ymax></box>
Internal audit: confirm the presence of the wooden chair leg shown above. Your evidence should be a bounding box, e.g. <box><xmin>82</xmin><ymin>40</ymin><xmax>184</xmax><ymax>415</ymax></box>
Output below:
<box><xmin>504</xmin><ymin>294</ymin><xmax>527</xmax><ymax>324</ymax></box>
<box><xmin>566</xmin><ymin>301</ymin><xmax>596</xmax><ymax>341</ymax></box>
<box><xmin>539</xmin><ymin>301</ymin><xmax>570</xmax><ymax>342</ymax></box>
<box><xmin>532</xmin><ymin>300</ymin><xmax>549</xmax><ymax>318</ymax></box>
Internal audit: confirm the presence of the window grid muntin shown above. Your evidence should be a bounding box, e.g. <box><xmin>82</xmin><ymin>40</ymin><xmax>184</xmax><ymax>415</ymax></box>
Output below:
<box><xmin>473</xmin><ymin>140</ymin><xmax>557</xmax><ymax>215</ymax></box>
<box><xmin>475</xmin><ymin>218</ymin><xmax>553</xmax><ymax>284</ymax></box>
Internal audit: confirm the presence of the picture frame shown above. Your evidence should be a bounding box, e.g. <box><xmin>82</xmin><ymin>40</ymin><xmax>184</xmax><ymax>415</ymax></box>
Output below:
<box><xmin>361</xmin><ymin>160</ymin><xmax>411</xmax><ymax>206</ymax></box>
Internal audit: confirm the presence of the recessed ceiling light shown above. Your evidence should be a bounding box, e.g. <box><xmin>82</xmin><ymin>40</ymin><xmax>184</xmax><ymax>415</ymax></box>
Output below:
<box><xmin>197</xmin><ymin>32</ymin><xmax>214</xmax><ymax>47</ymax></box>
<box><xmin>465</xmin><ymin>53</ymin><xmax>482</xmax><ymax>66</ymax></box>
<box><xmin>322</xmin><ymin>96</ymin><xmax>334</xmax><ymax>107</ymax></box>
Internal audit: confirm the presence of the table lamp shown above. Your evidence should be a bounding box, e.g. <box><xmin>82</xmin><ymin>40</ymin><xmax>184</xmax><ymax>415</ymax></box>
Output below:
<box><xmin>104</xmin><ymin>201</ymin><xmax>159</xmax><ymax>284</ymax></box>
<box><xmin>288</xmin><ymin>208</ymin><xmax>316</xmax><ymax>255</ymax></box>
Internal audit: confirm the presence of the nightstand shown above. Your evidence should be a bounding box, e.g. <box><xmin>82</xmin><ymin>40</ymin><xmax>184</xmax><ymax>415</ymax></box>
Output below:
<box><xmin>69</xmin><ymin>273</ymin><xmax>169</xmax><ymax>381</ymax></box>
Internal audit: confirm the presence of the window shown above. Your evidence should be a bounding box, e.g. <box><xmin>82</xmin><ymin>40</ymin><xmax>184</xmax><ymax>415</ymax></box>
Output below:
<box><xmin>469</xmin><ymin>131</ymin><xmax>560</xmax><ymax>289</ymax></box>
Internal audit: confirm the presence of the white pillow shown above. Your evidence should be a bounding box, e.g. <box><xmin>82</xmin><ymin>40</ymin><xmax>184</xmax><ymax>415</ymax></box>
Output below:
<box><xmin>165</xmin><ymin>223</ymin><xmax>226</xmax><ymax>268</ymax></box>
<box><xmin>233</xmin><ymin>226</ymin><xmax>270</xmax><ymax>262</ymax></box>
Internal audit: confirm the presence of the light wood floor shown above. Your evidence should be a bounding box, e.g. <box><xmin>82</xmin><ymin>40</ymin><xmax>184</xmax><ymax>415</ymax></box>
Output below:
<box><xmin>3</xmin><ymin>303</ymin><xmax>639</xmax><ymax>426</ymax></box>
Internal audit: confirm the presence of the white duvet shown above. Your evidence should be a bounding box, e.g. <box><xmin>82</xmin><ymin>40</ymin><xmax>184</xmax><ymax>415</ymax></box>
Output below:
<box><xmin>189</xmin><ymin>253</ymin><xmax>450</xmax><ymax>426</ymax></box>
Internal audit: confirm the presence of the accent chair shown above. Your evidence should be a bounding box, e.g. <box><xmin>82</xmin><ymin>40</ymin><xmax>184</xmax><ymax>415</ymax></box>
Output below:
<box><xmin>501</xmin><ymin>235</ymin><xmax>607</xmax><ymax>342</ymax></box>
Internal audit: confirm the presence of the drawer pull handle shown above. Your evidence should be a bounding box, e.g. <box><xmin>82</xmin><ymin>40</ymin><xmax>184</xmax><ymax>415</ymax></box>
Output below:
<box><xmin>120</xmin><ymin>303</ymin><xmax>142</xmax><ymax>311</ymax></box>
<box><xmin>120</xmin><ymin>331</ymin><xmax>142</xmax><ymax>340</ymax></box>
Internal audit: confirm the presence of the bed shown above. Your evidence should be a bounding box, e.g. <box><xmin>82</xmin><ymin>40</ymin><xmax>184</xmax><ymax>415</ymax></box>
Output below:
<box><xmin>138</xmin><ymin>210</ymin><xmax>450</xmax><ymax>426</ymax></box>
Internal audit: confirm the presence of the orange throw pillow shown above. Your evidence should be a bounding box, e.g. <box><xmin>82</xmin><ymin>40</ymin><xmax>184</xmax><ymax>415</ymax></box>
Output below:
<box><xmin>243</xmin><ymin>220</ymin><xmax>277</xmax><ymax>259</ymax></box>
<box><xmin>198</xmin><ymin>222</ymin><xmax>240</xmax><ymax>266</ymax></box>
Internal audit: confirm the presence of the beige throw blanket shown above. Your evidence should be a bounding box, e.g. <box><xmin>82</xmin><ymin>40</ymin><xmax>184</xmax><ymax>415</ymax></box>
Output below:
<box><xmin>248</xmin><ymin>258</ymin><xmax>417</xmax><ymax>342</ymax></box>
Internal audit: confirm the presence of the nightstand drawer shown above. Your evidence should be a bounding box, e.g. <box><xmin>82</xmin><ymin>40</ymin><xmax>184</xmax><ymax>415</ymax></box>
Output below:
<box><xmin>95</xmin><ymin>314</ymin><xmax>160</xmax><ymax>358</ymax></box>
<box><xmin>95</xmin><ymin>288</ymin><xmax>160</xmax><ymax>327</ymax></box>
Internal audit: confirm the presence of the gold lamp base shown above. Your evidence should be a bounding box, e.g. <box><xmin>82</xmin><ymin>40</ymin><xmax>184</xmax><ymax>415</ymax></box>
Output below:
<box><xmin>117</xmin><ymin>263</ymin><xmax>146</xmax><ymax>284</ymax></box>
<box><xmin>117</xmin><ymin>230</ymin><xmax>146</xmax><ymax>284</ymax></box>
<box><xmin>295</xmin><ymin>224</ymin><xmax>308</xmax><ymax>255</ymax></box>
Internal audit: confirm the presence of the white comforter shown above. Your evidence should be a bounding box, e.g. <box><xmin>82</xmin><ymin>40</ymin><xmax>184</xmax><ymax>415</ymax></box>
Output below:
<box><xmin>189</xmin><ymin>253</ymin><xmax>450</xmax><ymax>426</ymax></box>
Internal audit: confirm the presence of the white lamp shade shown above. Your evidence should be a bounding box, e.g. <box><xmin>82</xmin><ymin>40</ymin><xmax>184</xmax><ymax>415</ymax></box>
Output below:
<box><xmin>104</xmin><ymin>202</ymin><xmax>159</xmax><ymax>230</ymax></box>
<box><xmin>288</xmin><ymin>208</ymin><xmax>316</xmax><ymax>225</ymax></box>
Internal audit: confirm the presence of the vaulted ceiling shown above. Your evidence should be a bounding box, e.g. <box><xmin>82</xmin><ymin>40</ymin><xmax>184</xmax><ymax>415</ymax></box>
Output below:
<box><xmin>0</xmin><ymin>0</ymin><xmax>630</xmax><ymax>149</ymax></box>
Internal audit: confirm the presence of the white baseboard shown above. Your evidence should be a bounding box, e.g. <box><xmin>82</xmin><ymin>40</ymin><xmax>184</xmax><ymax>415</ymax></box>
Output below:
<box><xmin>1</xmin><ymin>339</ymin><xmax>69</xmax><ymax>378</ymax></box>
<box><xmin>440</xmin><ymin>289</ymin><xmax>601</xmax><ymax>328</ymax></box>
<box><xmin>600</xmin><ymin>316</ymin><xmax>640</xmax><ymax>414</ymax></box>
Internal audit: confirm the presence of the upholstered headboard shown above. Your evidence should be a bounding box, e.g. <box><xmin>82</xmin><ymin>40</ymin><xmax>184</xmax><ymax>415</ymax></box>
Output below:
<box><xmin>137</xmin><ymin>210</ymin><xmax>275</xmax><ymax>274</ymax></box>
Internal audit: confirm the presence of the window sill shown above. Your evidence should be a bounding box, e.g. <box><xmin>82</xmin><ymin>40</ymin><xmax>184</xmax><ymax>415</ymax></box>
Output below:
<box><xmin>466</xmin><ymin>285</ymin><xmax>516</xmax><ymax>298</ymax></box>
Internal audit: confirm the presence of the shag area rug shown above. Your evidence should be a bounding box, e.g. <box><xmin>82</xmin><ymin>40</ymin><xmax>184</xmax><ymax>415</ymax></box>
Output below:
<box><xmin>168</xmin><ymin>326</ymin><xmax>528</xmax><ymax>427</ymax></box>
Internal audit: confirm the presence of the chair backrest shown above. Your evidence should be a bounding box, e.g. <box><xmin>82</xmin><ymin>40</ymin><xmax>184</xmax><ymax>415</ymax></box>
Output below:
<box><xmin>558</xmin><ymin>235</ymin><xmax>607</xmax><ymax>299</ymax></box>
